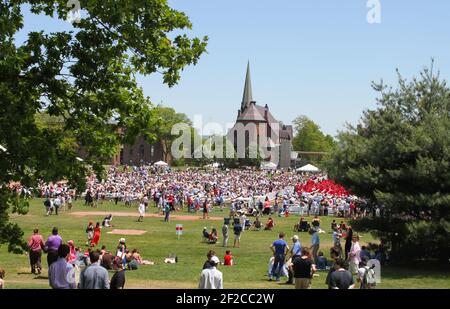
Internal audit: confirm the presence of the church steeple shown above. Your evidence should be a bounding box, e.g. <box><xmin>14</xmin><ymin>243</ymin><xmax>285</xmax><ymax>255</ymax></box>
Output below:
<box><xmin>241</xmin><ymin>61</ymin><xmax>253</xmax><ymax>111</ymax></box>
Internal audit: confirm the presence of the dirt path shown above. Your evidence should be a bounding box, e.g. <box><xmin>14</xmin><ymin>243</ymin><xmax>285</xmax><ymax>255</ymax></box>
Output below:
<box><xmin>69</xmin><ymin>211</ymin><xmax>223</xmax><ymax>221</ymax></box>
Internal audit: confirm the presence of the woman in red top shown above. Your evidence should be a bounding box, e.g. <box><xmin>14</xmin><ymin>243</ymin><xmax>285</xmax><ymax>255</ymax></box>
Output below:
<box><xmin>28</xmin><ymin>229</ymin><xmax>44</xmax><ymax>274</ymax></box>
<box><xmin>224</xmin><ymin>250</ymin><xmax>233</xmax><ymax>266</ymax></box>
<box><xmin>91</xmin><ymin>222</ymin><xmax>101</xmax><ymax>247</ymax></box>
<box><xmin>263</xmin><ymin>197</ymin><xmax>271</xmax><ymax>215</ymax></box>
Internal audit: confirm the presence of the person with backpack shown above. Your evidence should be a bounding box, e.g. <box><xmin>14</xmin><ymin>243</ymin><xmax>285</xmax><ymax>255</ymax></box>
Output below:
<box><xmin>357</xmin><ymin>256</ymin><xmax>377</xmax><ymax>289</ymax></box>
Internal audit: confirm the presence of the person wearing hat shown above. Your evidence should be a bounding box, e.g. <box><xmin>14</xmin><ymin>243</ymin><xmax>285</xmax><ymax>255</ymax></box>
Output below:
<box><xmin>198</xmin><ymin>255</ymin><xmax>223</xmax><ymax>289</ymax></box>
<box><xmin>286</xmin><ymin>235</ymin><xmax>302</xmax><ymax>284</ymax></box>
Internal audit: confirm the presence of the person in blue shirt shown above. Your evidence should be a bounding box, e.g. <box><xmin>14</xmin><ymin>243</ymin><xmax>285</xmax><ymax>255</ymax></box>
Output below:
<box><xmin>286</xmin><ymin>235</ymin><xmax>302</xmax><ymax>284</ymax></box>
<box><xmin>310</xmin><ymin>228</ymin><xmax>320</xmax><ymax>264</ymax></box>
<box><xmin>270</xmin><ymin>232</ymin><xmax>290</xmax><ymax>282</ymax></box>
<box><xmin>164</xmin><ymin>201</ymin><xmax>171</xmax><ymax>222</ymax></box>
<box><xmin>316</xmin><ymin>251</ymin><xmax>328</xmax><ymax>270</ymax></box>
<box><xmin>360</xmin><ymin>246</ymin><xmax>371</xmax><ymax>260</ymax></box>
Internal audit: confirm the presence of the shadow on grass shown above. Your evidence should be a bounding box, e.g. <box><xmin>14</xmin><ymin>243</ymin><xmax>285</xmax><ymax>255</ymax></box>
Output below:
<box><xmin>33</xmin><ymin>276</ymin><xmax>49</xmax><ymax>280</ymax></box>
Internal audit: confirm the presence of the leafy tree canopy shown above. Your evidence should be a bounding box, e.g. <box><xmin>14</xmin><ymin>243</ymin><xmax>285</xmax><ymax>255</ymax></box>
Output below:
<box><xmin>292</xmin><ymin>115</ymin><xmax>336</xmax><ymax>153</ymax></box>
<box><xmin>0</xmin><ymin>0</ymin><xmax>207</xmax><ymax>252</ymax></box>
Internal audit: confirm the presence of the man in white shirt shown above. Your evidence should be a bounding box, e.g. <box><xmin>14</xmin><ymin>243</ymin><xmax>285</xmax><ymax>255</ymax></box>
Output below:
<box><xmin>198</xmin><ymin>256</ymin><xmax>223</xmax><ymax>289</ymax></box>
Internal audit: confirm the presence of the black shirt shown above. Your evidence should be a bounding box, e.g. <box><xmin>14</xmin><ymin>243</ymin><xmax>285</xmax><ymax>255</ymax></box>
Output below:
<box><xmin>110</xmin><ymin>270</ymin><xmax>126</xmax><ymax>289</ymax></box>
<box><xmin>329</xmin><ymin>269</ymin><xmax>354</xmax><ymax>289</ymax></box>
<box><xmin>292</xmin><ymin>257</ymin><xmax>313</xmax><ymax>279</ymax></box>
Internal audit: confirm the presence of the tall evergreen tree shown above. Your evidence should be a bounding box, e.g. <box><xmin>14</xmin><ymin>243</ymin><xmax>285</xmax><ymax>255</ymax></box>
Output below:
<box><xmin>328</xmin><ymin>65</ymin><xmax>450</xmax><ymax>262</ymax></box>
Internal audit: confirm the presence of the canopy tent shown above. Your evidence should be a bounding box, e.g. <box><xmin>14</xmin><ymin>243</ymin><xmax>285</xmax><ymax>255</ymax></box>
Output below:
<box><xmin>260</xmin><ymin>162</ymin><xmax>277</xmax><ymax>170</ymax></box>
<box><xmin>154</xmin><ymin>160</ymin><xmax>168</xmax><ymax>166</ymax></box>
<box><xmin>297</xmin><ymin>164</ymin><xmax>320</xmax><ymax>172</ymax></box>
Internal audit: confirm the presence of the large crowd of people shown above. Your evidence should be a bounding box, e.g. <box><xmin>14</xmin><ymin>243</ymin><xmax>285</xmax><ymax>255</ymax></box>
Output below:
<box><xmin>27</xmin><ymin>165</ymin><xmax>380</xmax><ymax>220</ymax></box>
<box><xmin>2</xmin><ymin>164</ymin><xmax>387</xmax><ymax>290</ymax></box>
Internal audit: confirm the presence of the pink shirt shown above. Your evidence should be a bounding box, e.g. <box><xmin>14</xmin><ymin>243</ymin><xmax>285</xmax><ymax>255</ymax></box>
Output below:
<box><xmin>29</xmin><ymin>234</ymin><xmax>44</xmax><ymax>252</ymax></box>
<box><xmin>350</xmin><ymin>242</ymin><xmax>361</xmax><ymax>264</ymax></box>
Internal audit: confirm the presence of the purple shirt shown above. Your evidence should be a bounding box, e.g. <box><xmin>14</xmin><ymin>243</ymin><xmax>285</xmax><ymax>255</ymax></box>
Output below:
<box><xmin>48</xmin><ymin>257</ymin><xmax>75</xmax><ymax>289</ymax></box>
<box><xmin>46</xmin><ymin>235</ymin><xmax>62</xmax><ymax>252</ymax></box>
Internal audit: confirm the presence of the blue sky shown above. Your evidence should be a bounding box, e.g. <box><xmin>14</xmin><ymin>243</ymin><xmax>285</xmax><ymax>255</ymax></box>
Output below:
<box><xmin>16</xmin><ymin>0</ymin><xmax>450</xmax><ymax>136</ymax></box>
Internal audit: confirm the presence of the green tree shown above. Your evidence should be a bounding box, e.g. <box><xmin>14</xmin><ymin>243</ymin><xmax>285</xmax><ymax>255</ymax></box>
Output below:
<box><xmin>328</xmin><ymin>65</ymin><xmax>450</xmax><ymax>262</ymax></box>
<box><xmin>292</xmin><ymin>115</ymin><xmax>336</xmax><ymax>152</ymax></box>
<box><xmin>153</xmin><ymin>105</ymin><xmax>192</xmax><ymax>163</ymax></box>
<box><xmin>0</xmin><ymin>0</ymin><xmax>207</xmax><ymax>253</ymax></box>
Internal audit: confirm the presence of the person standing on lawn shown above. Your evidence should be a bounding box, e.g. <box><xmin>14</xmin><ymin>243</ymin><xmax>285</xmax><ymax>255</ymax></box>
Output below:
<box><xmin>164</xmin><ymin>201</ymin><xmax>171</xmax><ymax>222</ymax></box>
<box><xmin>45</xmin><ymin>227</ymin><xmax>63</xmax><ymax>267</ymax></box>
<box><xmin>90</xmin><ymin>222</ymin><xmax>101</xmax><ymax>247</ymax></box>
<box><xmin>222</xmin><ymin>219</ymin><xmax>229</xmax><ymax>247</ymax></box>
<box><xmin>28</xmin><ymin>228</ymin><xmax>45</xmax><ymax>275</ymax></box>
<box><xmin>270</xmin><ymin>232</ymin><xmax>289</xmax><ymax>282</ymax></box>
<box><xmin>310</xmin><ymin>228</ymin><xmax>320</xmax><ymax>264</ymax></box>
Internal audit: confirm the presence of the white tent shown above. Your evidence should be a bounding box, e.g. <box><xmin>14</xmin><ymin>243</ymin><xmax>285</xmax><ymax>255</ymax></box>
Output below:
<box><xmin>297</xmin><ymin>164</ymin><xmax>320</xmax><ymax>172</ymax></box>
<box><xmin>260</xmin><ymin>162</ymin><xmax>277</xmax><ymax>170</ymax></box>
<box><xmin>212</xmin><ymin>162</ymin><xmax>220</xmax><ymax>168</ymax></box>
<box><xmin>154</xmin><ymin>160</ymin><xmax>168</xmax><ymax>166</ymax></box>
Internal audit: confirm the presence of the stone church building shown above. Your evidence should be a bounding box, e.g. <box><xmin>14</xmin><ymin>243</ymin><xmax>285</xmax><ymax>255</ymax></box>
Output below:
<box><xmin>227</xmin><ymin>63</ymin><xmax>293</xmax><ymax>168</ymax></box>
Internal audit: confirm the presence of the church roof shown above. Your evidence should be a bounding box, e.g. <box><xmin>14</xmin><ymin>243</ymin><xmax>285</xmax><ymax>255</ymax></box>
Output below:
<box><xmin>241</xmin><ymin>61</ymin><xmax>253</xmax><ymax>111</ymax></box>
<box><xmin>238</xmin><ymin>103</ymin><xmax>266</xmax><ymax>121</ymax></box>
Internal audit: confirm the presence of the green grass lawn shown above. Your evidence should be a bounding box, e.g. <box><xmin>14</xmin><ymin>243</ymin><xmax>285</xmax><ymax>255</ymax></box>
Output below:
<box><xmin>0</xmin><ymin>199</ymin><xmax>448</xmax><ymax>289</ymax></box>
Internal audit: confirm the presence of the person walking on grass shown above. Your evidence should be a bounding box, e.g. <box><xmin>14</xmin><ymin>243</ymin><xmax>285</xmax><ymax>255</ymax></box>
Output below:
<box><xmin>138</xmin><ymin>199</ymin><xmax>145</xmax><ymax>222</ymax></box>
<box><xmin>270</xmin><ymin>232</ymin><xmax>289</xmax><ymax>282</ymax></box>
<box><xmin>90</xmin><ymin>222</ymin><xmax>101</xmax><ymax>247</ymax></box>
<box><xmin>45</xmin><ymin>227</ymin><xmax>62</xmax><ymax>267</ymax></box>
<box><xmin>28</xmin><ymin>228</ymin><xmax>45</xmax><ymax>275</ymax></box>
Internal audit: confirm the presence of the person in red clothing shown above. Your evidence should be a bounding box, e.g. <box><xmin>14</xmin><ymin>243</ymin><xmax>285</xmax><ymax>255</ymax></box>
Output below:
<box><xmin>223</xmin><ymin>250</ymin><xmax>234</xmax><ymax>266</ymax></box>
<box><xmin>263</xmin><ymin>197</ymin><xmax>271</xmax><ymax>215</ymax></box>
<box><xmin>91</xmin><ymin>222</ymin><xmax>101</xmax><ymax>247</ymax></box>
<box><xmin>264</xmin><ymin>217</ymin><xmax>274</xmax><ymax>230</ymax></box>
<box><xmin>28</xmin><ymin>228</ymin><xmax>45</xmax><ymax>274</ymax></box>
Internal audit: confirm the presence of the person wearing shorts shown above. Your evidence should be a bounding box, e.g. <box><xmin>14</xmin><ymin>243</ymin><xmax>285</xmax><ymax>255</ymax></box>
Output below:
<box><xmin>233</xmin><ymin>224</ymin><xmax>242</xmax><ymax>248</ymax></box>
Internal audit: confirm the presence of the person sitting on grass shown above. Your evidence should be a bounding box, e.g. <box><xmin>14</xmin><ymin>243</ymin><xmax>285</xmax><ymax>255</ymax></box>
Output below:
<box><xmin>316</xmin><ymin>251</ymin><xmax>328</xmax><ymax>270</ymax></box>
<box><xmin>208</xmin><ymin>228</ymin><xmax>218</xmax><ymax>244</ymax></box>
<box><xmin>102</xmin><ymin>214</ymin><xmax>113</xmax><ymax>228</ymax></box>
<box><xmin>223</xmin><ymin>250</ymin><xmax>234</xmax><ymax>266</ymax></box>
<box><xmin>264</xmin><ymin>217</ymin><xmax>274</xmax><ymax>231</ymax></box>
<box><xmin>360</xmin><ymin>246</ymin><xmax>371</xmax><ymax>260</ymax></box>
<box><xmin>202</xmin><ymin>250</ymin><xmax>217</xmax><ymax>269</ymax></box>
<box><xmin>132</xmin><ymin>249</ymin><xmax>154</xmax><ymax>265</ymax></box>
<box><xmin>202</xmin><ymin>227</ymin><xmax>210</xmax><ymax>242</ymax></box>
<box><xmin>252</xmin><ymin>216</ymin><xmax>262</xmax><ymax>231</ymax></box>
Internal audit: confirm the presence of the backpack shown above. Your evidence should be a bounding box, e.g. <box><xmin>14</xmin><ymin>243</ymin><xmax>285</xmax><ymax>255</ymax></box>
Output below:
<box><xmin>362</xmin><ymin>266</ymin><xmax>377</xmax><ymax>289</ymax></box>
